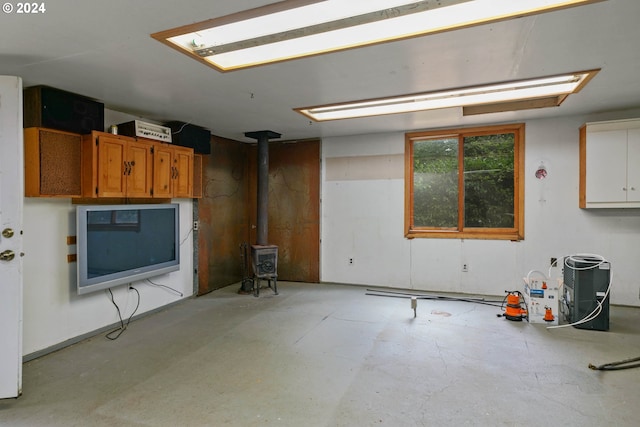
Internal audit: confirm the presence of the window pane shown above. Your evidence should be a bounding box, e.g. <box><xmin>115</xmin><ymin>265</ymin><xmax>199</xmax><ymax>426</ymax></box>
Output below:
<box><xmin>463</xmin><ymin>134</ymin><xmax>514</xmax><ymax>228</ymax></box>
<box><xmin>413</xmin><ymin>138</ymin><xmax>458</xmax><ymax>227</ymax></box>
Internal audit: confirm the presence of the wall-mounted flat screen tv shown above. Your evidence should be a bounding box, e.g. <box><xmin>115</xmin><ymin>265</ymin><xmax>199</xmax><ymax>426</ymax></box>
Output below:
<box><xmin>76</xmin><ymin>204</ymin><xmax>180</xmax><ymax>295</ymax></box>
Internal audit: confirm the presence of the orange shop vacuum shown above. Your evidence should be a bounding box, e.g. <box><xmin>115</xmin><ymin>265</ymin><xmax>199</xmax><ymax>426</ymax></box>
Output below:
<box><xmin>543</xmin><ymin>306</ymin><xmax>555</xmax><ymax>322</ymax></box>
<box><xmin>501</xmin><ymin>291</ymin><xmax>528</xmax><ymax>321</ymax></box>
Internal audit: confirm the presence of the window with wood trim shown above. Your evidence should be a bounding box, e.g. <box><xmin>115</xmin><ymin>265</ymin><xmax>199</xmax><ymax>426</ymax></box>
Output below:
<box><xmin>405</xmin><ymin>123</ymin><xmax>524</xmax><ymax>240</ymax></box>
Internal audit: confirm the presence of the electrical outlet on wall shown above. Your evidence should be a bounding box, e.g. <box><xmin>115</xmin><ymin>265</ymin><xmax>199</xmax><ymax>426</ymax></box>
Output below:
<box><xmin>349</xmin><ymin>258</ymin><xmax>354</xmax><ymax>265</ymax></box>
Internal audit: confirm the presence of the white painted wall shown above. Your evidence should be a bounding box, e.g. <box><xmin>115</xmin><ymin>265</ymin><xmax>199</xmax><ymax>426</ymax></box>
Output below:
<box><xmin>321</xmin><ymin>112</ymin><xmax>640</xmax><ymax>307</ymax></box>
<box><xmin>22</xmin><ymin>109</ymin><xmax>194</xmax><ymax>357</ymax></box>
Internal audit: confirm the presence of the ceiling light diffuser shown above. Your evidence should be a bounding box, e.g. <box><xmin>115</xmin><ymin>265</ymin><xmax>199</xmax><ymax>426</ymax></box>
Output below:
<box><xmin>295</xmin><ymin>70</ymin><xmax>600</xmax><ymax>121</ymax></box>
<box><xmin>152</xmin><ymin>0</ymin><xmax>604</xmax><ymax>72</ymax></box>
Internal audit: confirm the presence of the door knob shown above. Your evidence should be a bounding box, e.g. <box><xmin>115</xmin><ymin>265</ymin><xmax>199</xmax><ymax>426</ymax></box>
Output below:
<box><xmin>0</xmin><ymin>250</ymin><xmax>15</xmax><ymax>261</ymax></box>
<box><xmin>2</xmin><ymin>228</ymin><xmax>14</xmax><ymax>238</ymax></box>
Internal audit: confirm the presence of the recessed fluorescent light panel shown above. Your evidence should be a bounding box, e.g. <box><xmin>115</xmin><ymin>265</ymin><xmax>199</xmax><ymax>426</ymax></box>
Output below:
<box><xmin>295</xmin><ymin>70</ymin><xmax>600</xmax><ymax>121</ymax></box>
<box><xmin>152</xmin><ymin>0</ymin><xmax>604</xmax><ymax>72</ymax></box>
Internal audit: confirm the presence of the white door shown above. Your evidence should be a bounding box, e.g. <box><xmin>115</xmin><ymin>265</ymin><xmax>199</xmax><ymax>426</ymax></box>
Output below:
<box><xmin>0</xmin><ymin>76</ymin><xmax>24</xmax><ymax>399</ymax></box>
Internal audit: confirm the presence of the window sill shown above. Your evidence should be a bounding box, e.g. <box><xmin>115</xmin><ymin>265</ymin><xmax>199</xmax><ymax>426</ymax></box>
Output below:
<box><xmin>406</xmin><ymin>229</ymin><xmax>523</xmax><ymax>241</ymax></box>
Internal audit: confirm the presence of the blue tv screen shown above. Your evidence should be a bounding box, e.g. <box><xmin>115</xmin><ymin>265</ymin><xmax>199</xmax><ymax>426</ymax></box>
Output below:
<box><xmin>76</xmin><ymin>204</ymin><xmax>180</xmax><ymax>295</ymax></box>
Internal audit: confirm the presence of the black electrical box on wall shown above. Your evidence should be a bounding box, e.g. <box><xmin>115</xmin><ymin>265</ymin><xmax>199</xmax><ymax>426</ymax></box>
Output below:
<box><xmin>23</xmin><ymin>86</ymin><xmax>104</xmax><ymax>134</ymax></box>
<box><xmin>164</xmin><ymin>121</ymin><xmax>211</xmax><ymax>154</ymax></box>
<box><xmin>563</xmin><ymin>256</ymin><xmax>610</xmax><ymax>331</ymax></box>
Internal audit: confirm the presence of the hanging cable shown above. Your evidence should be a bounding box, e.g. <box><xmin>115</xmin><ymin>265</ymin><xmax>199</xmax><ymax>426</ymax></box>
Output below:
<box><xmin>105</xmin><ymin>286</ymin><xmax>141</xmax><ymax>340</ymax></box>
<box><xmin>146</xmin><ymin>278</ymin><xmax>184</xmax><ymax>297</ymax></box>
<box><xmin>180</xmin><ymin>226</ymin><xmax>193</xmax><ymax>246</ymax></box>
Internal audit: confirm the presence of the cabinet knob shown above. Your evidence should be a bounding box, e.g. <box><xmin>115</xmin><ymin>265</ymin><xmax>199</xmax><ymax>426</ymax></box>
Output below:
<box><xmin>0</xmin><ymin>250</ymin><xmax>16</xmax><ymax>262</ymax></box>
<box><xmin>631</xmin><ymin>187</ymin><xmax>636</xmax><ymax>191</ymax></box>
<box><xmin>623</xmin><ymin>187</ymin><xmax>627</xmax><ymax>191</ymax></box>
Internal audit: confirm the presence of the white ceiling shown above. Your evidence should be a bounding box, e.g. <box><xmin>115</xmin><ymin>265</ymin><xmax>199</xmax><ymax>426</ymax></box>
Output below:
<box><xmin>1</xmin><ymin>0</ymin><xmax>638</xmax><ymax>142</ymax></box>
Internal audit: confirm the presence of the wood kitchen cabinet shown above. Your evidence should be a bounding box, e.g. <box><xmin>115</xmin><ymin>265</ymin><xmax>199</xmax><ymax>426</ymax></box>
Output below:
<box><xmin>24</xmin><ymin>127</ymin><xmax>83</xmax><ymax>197</ymax></box>
<box><xmin>26</xmin><ymin>128</ymin><xmax>199</xmax><ymax>200</ymax></box>
<box><xmin>81</xmin><ymin>131</ymin><xmax>153</xmax><ymax>198</ymax></box>
<box><xmin>580</xmin><ymin>118</ymin><xmax>640</xmax><ymax>208</ymax></box>
<box><xmin>153</xmin><ymin>143</ymin><xmax>193</xmax><ymax>198</ymax></box>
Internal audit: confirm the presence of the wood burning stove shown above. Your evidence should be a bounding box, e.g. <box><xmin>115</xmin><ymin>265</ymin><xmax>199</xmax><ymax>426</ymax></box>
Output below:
<box><xmin>251</xmin><ymin>245</ymin><xmax>278</xmax><ymax>297</ymax></box>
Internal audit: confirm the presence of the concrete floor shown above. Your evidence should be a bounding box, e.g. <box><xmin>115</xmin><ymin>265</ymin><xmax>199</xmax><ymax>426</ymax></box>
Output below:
<box><xmin>1</xmin><ymin>282</ymin><xmax>640</xmax><ymax>426</ymax></box>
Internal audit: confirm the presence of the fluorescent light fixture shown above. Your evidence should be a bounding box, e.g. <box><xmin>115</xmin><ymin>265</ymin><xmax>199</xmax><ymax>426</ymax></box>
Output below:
<box><xmin>152</xmin><ymin>0</ymin><xmax>604</xmax><ymax>72</ymax></box>
<box><xmin>295</xmin><ymin>70</ymin><xmax>600</xmax><ymax>121</ymax></box>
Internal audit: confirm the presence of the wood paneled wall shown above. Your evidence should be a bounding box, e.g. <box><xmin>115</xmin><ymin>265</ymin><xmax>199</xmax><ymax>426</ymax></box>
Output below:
<box><xmin>198</xmin><ymin>137</ymin><xmax>320</xmax><ymax>295</ymax></box>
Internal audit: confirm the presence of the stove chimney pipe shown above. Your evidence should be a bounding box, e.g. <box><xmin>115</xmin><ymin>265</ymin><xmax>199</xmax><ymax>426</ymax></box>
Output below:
<box><xmin>244</xmin><ymin>130</ymin><xmax>281</xmax><ymax>245</ymax></box>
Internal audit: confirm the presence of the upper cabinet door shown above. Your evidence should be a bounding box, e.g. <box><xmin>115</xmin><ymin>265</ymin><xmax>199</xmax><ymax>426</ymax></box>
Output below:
<box><xmin>173</xmin><ymin>146</ymin><xmax>193</xmax><ymax>198</ymax></box>
<box><xmin>627</xmin><ymin>128</ymin><xmax>640</xmax><ymax>203</ymax></box>
<box><xmin>153</xmin><ymin>144</ymin><xmax>174</xmax><ymax>198</ymax></box>
<box><xmin>96</xmin><ymin>135</ymin><xmax>127</xmax><ymax>198</ymax></box>
<box><xmin>585</xmin><ymin>129</ymin><xmax>628</xmax><ymax>204</ymax></box>
<box><xmin>125</xmin><ymin>140</ymin><xmax>153</xmax><ymax>198</ymax></box>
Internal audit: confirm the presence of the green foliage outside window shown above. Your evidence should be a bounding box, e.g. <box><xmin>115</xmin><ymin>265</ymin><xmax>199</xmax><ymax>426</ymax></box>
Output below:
<box><xmin>412</xmin><ymin>133</ymin><xmax>515</xmax><ymax>229</ymax></box>
<box><xmin>413</xmin><ymin>138</ymin><xmax>458</xmax><ymax>227</ymax></box>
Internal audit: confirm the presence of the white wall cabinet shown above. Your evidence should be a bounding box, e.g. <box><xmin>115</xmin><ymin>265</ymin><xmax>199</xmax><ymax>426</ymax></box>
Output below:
<box><xmin>580</xmin><ymin>119</ymin><xmax>640</xmax><ymax>208</ymax></box>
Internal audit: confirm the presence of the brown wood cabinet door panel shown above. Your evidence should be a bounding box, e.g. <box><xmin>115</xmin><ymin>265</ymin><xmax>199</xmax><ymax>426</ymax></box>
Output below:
<box><xmin>153</xmin><ymin>146</ymin><xmax>173</xmax><ymax>198</ymax></box>
<box><xmin>126</xmin><ymin>141</ymin><xmax>153</xmax><ymax>198</ymax></box>
<box><xmin>173</xmin><ymin>147</ymin><xmax>193</xmax><ymax>198</ymax></box>
<box><xmin>97</xmin><ymin>137</ymin><xmax>126</xmax><ymax>197</ymax></box>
